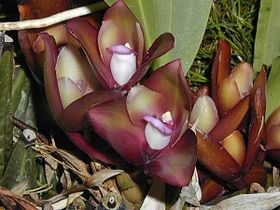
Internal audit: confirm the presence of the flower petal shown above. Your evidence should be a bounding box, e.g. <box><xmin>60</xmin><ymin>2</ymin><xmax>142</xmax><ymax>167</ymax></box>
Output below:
<box><xmin>18</xmin><ymin>0</ymin><xmax>70</xmax><ymax>82</ymax></box>
<box><xmin>57</xmin><ymin>77</ymin><xmax>83</xmax><ymax>109</ymax></box>
<box><xmin>126</xmin><ymin>85</ymin><xmax>168</xmax><ymax>126</ymax></box>
<box><xmin>143</xmin><ymin>116</ymin><xmax>172</xmax><ymax>135</ymax></box>
<box><xmin>66</xmin><ymin>18</ymin><xmax>116</xmax><ymax>89</ymax></box>
<box><xmin>18</xmin><ymin>30</ymin><xmax>42</xmax><ymax>83</ymax></box>
<box><xmin>60</xmin><ymin>90</ymin><xmax>124</xmax><ymax>131</ymax></box>
<box><xmin>33</xmin><ymin>24</ymin><xmax>68</xmax><ymax>54</ymax></box>
<box><xmin>56</xmin><ymin>44</ymin><xmax>100</xmax><ymax>93</ymax></box>
<box><xmin>98</xmin><ymin>0</ymin><xmax>144</xmax><ymax>68</ymax></box>
<box><xmin>125</xmin><ymin>33</ymin><xmax>175</xmax><ymax>89</ymax></box>
<box><xmin>144</xmin><ymin>122</ymin><xmax>172</xmax><ymax>150</ymax></box>
<box><xmin>143</xmin><ymin>129</ymin><xmax>197</xmax><ymax>187</ymax></box>
<box><xmin>107</xmin><ymin>44</ymin><xmax>135</xmax><ymax>54</ymax></box>
<box><xmin>65</xmin><ymin>132</ymin><xmax>120</xmax><ymax>165</ymax></box>
<box><xmin>88</xmin><ymin>98</ymin><xmax>147</xmax><ymax>165</ymax></box>
<box><xmin>39</xmin><ymin>33</ymin><xmax>64</xmax><ymax>123</ymax></box>
<box><xmin>209</xmin><ymin>95</ymin><xmax>250</xmax><ymax>143</ymax></box>
<box><xmin>110</xmin><ymin>51</ymin><xmax>137</xmax><ymax>86</ymax></box>
<box><xmin>143</xmin><ymin>59</ymin><xmax>192</xmax><ymax>115</ymax></box>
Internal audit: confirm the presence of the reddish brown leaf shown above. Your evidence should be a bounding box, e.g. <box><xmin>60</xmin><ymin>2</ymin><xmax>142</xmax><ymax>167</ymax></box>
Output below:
<box><xmin>209</xmin><ymin>95</ymin><xmax>250</xmax><ymax>143</ymax></box>
<box><xmin>211</xmin><ymin>39</ymin><xmax>231</xmax><ymax>114</ymax></box>
<box><xmin>253</xmin><ymin>65</ymin><xmax>267</xmax><ymax>92</ymax></box>
<box><xmin>242</xmin><ymin>89</ymin><xmax>265</xmax><ymax>173</ymax></box>
<box><xmin>196</xmin><ymin>131</ymin><xmax>241</xmax><ymax>182</ymax></box>
<box><xmin>242</xmin><ymin>66</ymin><xmax>266</xmax><ymax>173</ymax></box>
<box><xmin>200</xmin><ymin>178</ymin><xmax>227</xmax><ymax>204</ymax></box>
<box><xmin>242</xmin><ymin>164</ymin><xmax>267</xmax><ymax>188</ymax></box>
<box><xmin>266</xmin><ymin>149</ymin><xmax>280</xmax><ymax>160</ymax></box>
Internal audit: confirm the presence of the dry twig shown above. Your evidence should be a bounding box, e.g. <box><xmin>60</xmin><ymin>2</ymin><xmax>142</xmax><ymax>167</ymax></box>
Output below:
<box><xmin>0</xmin><ymin>2</ymin><xmax>107</xmax><ymax>31</ymax></box>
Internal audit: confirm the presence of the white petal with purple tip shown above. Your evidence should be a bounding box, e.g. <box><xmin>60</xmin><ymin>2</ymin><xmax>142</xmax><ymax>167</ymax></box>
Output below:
<box><xmin>145</xmin><ymin>122</ymin><xmax>171</xmax><ymax>150</ymax></box>
<box><xmin>143</xmin><ymin>115</ymin><xmax>172</xmax><ymax>135</ymax></box>
<box><xmin>107</xmin><ymin>44</ymin><xmax>135</xmax><ymax>54</ymax></box>
<box><xmin>110</xmin><ymin>47</ymin><xmax>137</xmax><ymax>86</ymax></box>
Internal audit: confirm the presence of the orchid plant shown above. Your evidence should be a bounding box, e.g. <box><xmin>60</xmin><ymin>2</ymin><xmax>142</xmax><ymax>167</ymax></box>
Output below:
<box><xmin>18</xmin><ymin>0</ymin><xmax>199</xmax><ymax>186</ymax></box>
<box><xmin>189</xmin><ymin>40</ymin><xmax>267</xmax><ymax>202</ymax></box>
<box><xmin>17</xmin><ymin>0</ymin><xmax>279</xmax><ymax>196</ymax></box>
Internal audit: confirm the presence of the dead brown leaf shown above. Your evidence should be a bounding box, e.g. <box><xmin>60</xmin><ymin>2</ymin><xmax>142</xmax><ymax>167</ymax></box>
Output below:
<box><xmin>0</xmin><ymin>187</ymin><xmax>37</xmax><ymax>210</ymax></box>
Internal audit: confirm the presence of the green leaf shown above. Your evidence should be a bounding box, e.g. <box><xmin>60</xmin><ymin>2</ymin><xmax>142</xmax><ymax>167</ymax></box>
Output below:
<box><xmin>0</xmin><ymin>51</ymin><xmax>14</xmax><ymax>178</ymax></box>
<box><xmin>104</xmin><ymin>0</ymin><xmax>212</xmax><ymax>74</ymax></box>
<box><xmin>1</xmin><ymin>141</ymin><xmax>38</xmax><ymax>190</ymax></box>
<box><xmin>253</xmin><ymin>0</ymin><xmax>280</xmax><ymax>73</ymax></box>
<box><xmin>12</xmin><ymin>67</ymin><xmax>36</xmax><ymax>127</ymax></box>
<box><xmin>1</xmin><ymin>67</ymin><xmax>39</xmax><ymax>190</ymax></box>
<box><xmin>266</xmin><ymin>56</ymin><xmax>280</xmax><ymax>120</ymax></box>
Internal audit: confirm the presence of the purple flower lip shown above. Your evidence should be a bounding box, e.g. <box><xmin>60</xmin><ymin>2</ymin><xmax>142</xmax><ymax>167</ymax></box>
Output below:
<box><xmin>107</xmin><ymin>44</ymin><xmax>136</xmax><ymax>55</ymax></box>
<box><xmin>143</xmin><ymin>115</ymin><xmax>173</xmax><ymax>135</ymax></box>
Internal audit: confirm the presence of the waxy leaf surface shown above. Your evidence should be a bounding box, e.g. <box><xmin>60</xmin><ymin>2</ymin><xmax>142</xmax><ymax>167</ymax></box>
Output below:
<box><xmin>253</xmin><ymin>0</ymin><xmax>280</xmax><ymax>73</ymax></box>
<box><xmin>0</xmin><ymin>51</ymin><xmax>13</xmax><ymax>179</ymax></box>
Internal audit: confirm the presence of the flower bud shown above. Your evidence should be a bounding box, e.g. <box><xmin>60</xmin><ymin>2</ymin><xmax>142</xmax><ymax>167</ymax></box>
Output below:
<box><xmin>189</xmin><ymin>95</ymin><xmax>219</xmax><ymax>134</ymax></box>
<box><xmin>217</xmin><ymin>62</ymin><xmax>253</xmax><ymax>113</ymax></box>
<box><xmin>230</xmin><ymin>62</ymin><xmax>253</xmax><ymax>98</ymax></box>
<box><xmin>217</xmin><ymin>77</ymin><xmax>241</xmax><ymax>112</ymax></box>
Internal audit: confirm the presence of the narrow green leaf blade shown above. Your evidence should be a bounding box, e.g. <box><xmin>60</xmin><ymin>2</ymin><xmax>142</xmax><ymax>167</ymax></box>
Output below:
<box><xmin>105</xmin><ymin>0</ymin><xmax>211</xmax><ymax>74</ymax></box>
<box><xmin>1</xmin><ymin>67</ymin><xmax>39</xmax><ymax>190</ymax></box>
<box><xmin>266</xmin><ymin>57</ymin><xmax>280</xmax><ymax>119</ymax></box>
<box><xmin>1</xmin><ymin>141</ymin><xmax>38</xmax><ymax>190</ymax></box>
<box><xmin>12</xmin><ymin>67</ymin><xmax>36</xmax><ymax>127</ymax></box>
<box><xmin>165</xmin><ymin>0</ymin><xmax>212</xmax><ymax>73</ymax></box>
<box><xmin>0</xmin><ymin>51</ymin><xmax>14</xmax><ymax>178</ymax></box>
<box><xmin>253</xmin><ymin>0</ymin><xmax>280</xmax><ymax>73</ymax></box>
